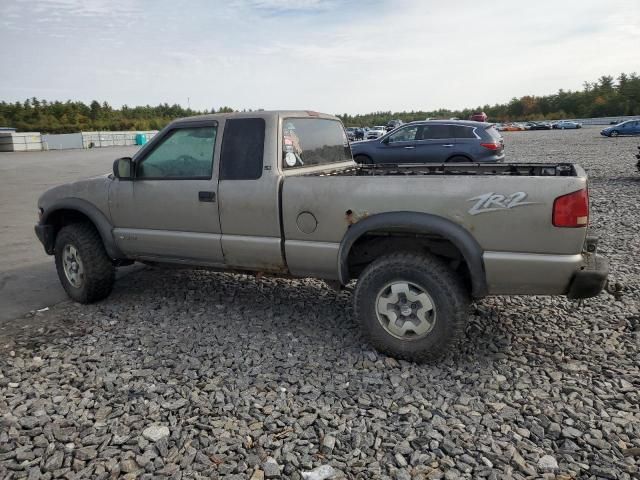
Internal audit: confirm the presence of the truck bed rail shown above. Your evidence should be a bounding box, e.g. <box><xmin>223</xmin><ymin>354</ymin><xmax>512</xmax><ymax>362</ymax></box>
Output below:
<box><xmin>310</xmin><ymin>162</ymin><xmax>577</xmax><ymax>177</ymax></box>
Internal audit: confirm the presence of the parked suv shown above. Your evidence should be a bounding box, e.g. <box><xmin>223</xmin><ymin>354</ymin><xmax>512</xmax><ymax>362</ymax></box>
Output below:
<box><xmin>351</xmin><ymin>120</ymin><xmax>505</xmax><ymax>164</ymax></box>
<box><xmin>601</xmin><ymin>119</ymin><xmax>640</xmax><ymax>137</ymax></box>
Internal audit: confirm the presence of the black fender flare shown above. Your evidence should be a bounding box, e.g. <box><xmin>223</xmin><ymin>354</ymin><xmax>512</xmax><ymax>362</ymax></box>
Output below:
<box><xmin>337</xmin><ymin>211</ymin><xmax>487</xmax><ymax>297</ymax></box>
<box><xmin>39</xmin><ymin>198</ymin><xmax>124</xmax><ymax>260</ymax></box>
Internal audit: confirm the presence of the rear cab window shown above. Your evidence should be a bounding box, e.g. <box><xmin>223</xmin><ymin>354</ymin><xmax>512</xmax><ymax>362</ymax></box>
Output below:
<box><xmin>282</xmin><ymin>118</ymin><xmax>351</xmax><ymax>169</ymax></box>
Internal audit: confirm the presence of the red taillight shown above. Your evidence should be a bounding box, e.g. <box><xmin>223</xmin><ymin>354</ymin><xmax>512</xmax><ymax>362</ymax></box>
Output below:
<box><xmin>553</xmin><ymin>189</ymin><xmax>589</xmax><ymax>227</ymax></box>
<box><xmin>480</xmin><ymin>142</ymin><xmax>500</xmax><ymax>151</ymax></box>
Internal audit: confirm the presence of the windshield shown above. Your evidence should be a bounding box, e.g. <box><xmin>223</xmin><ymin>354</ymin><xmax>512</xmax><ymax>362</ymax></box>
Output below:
<box><xmin>282</xmin><ymin>118</ymin><xmax>352</xmax><ymax>169</ymax></box>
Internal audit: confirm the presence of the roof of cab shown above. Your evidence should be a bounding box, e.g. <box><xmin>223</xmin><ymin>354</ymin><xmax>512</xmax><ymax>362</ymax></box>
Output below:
<box><xmin>172</xmin><ymin>110</ymin><xmax>339</xmax><ymax>125</ymax></box>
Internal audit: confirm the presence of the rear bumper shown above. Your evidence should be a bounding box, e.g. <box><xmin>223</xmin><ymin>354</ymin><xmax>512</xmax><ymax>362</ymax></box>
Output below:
<box><xmin>567</xmin><ymin>254</ymin><xmax>609</xmax><ymax>299</ymax></box>
<box><xmin>35</xmin><ymin>223</ymin><xmax>55</xmax><ymax>254</ymax></box>
<box><xmin>483</xmin><ymin>248</ymin><xmax>608</xmax><ymax>298</ymax></box>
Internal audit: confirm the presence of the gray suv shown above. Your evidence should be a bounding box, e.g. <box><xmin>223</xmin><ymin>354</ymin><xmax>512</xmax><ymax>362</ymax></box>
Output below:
<box><xmin>350</xmin><ymin>120</ymin><xmax>505</xmax><ymax>164</ymax></box>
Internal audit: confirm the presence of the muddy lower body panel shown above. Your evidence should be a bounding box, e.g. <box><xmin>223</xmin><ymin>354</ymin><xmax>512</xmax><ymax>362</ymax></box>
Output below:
<box><xmin>483</xmin><ymin>251</ymin><xmax>607</xmax><ymax>296</ymax></box>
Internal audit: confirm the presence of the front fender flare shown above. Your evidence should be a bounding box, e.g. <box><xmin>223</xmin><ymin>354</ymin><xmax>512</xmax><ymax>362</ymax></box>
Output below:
<box><xmin>337</xmin><ymin>211</ymin><xmax>487</xmax><ymax>297</ymax></box>
<box><xmin>39</xmin><ymin>198</ymin><xmax>124</xmax><ymax>259</ymax></box>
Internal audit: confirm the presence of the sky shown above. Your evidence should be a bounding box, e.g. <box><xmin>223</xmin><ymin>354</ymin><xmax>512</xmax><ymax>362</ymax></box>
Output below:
<box><xmin>1</xmin><ymin>0</ymin><xmax>639</xmax><ymax>114</ymax></box>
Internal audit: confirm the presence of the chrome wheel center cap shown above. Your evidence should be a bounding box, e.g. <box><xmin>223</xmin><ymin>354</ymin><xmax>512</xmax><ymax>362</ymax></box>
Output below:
<box><xmin>400</xmin><ymin>304</ymin><xmax>412</xmax><ymax>317</ymax></box>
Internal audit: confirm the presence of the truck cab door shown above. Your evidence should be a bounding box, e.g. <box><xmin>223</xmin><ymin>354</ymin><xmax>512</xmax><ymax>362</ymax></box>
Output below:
<box><xmin>109</xmin><ymin>121</ymin><xmax>224</xmax><ymax>265</ymax></box>
<box><xmin>217</xmin><ymin>117</ymin><xmax>286</xmax><ymax>273</ymax></box>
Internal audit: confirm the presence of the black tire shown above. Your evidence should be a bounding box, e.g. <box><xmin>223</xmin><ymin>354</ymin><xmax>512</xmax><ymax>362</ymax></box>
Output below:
<box><xmin>353</xmin><ymin>252</ymin><xmax>469</xmax><ymax>362</ymax></box>
<box><xmin>354</xmin><ymin>154</ymin><xmax>373</xmax><ymax>165</ymax></box>
<box><xmin>446</xmin><ymin>156</ymin><xmax>470</xmax><ymax>163</ymax></box>
<box><xmin>54</xmin><ymin>223</ymin><xmax>115</xmax><ymax>304</ymax></box>
<box><xmin>610</xmin><ymin>130</ymin><xmax>619</xmax><ymax>137</ymax></box>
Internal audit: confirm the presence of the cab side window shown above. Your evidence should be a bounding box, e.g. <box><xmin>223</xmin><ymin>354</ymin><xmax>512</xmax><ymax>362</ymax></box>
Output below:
<box><xmin>137</xmin><ymin>126</ymin><xmax>217</xmax><ymax>179</ymax></box>
<box><xmin>220</xmin><ymin>118</ymin><xmax>265</xmax><ymax>180</ymax></box>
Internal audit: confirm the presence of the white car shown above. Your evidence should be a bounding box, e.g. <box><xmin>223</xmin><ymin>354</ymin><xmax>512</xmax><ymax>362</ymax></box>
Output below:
<box><xmin>553</xmin><ymin>120</ymin><xmax>582</xmax><ymax>130</ymax></box>
<box><xmin>366</xmin><ymin>126</ymin><xmax>387</xmax><ymax>139</ymax></box>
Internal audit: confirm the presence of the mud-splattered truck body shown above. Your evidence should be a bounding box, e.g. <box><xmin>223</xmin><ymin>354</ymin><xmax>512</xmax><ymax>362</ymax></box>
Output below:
<box><xmin>35</xmin><ymin>111</ymin><xmax>608</xmax><ymax>361</ymax></box>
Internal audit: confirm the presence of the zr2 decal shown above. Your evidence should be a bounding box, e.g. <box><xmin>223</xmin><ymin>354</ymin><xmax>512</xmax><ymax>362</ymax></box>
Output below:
<box><xmin>467</xmin><ymin>192</ymin><xmax>537</xmax><ymax>216</ymax></box>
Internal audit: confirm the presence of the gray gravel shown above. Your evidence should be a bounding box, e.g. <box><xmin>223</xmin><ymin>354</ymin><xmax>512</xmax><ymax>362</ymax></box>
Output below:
<box><xmin>1</xmin><ymin>127</ymin><xmax>639</xmax><ymax>479</ymax></box>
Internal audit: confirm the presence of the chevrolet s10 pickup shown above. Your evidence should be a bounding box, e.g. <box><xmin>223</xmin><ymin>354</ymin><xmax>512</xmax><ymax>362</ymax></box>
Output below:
<box><xmin>35</xmin><ymin>111</ymin><xmax>608</xmax><ymax>361</ymax></box>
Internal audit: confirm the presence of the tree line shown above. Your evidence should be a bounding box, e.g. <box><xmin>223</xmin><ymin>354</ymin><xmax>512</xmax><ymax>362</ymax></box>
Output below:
<box><xmin>339</xmin><ymin>73</ymin><xmax>640</xmax><ymax>127</ymax></box>
<box><xmin>1</xmin><ymin>73</ymin><xmax>639</xmax><ymax>133</ymax></box>
<box><xmin>0</xmin><ymin>100</ymin><xmax>234</xmax><ymax>134</ymax></box>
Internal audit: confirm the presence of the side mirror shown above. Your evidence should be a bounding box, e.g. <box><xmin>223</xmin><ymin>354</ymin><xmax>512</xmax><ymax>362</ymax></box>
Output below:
<box><xmin>113</xmin><ymin>157</ymin><xmax>133</xmax><ymax>179</ymax></box>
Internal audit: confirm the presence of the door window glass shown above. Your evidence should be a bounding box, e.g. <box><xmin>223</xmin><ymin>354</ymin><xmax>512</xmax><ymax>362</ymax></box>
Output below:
<box><xmin>137</xmin><ymin>126</ymin><xmax>216</xmax><ymax>179</ymax></box>
<box><xmin>220</xmin><ymin>118</ymin><xmax>265</xmax><ymax>180</ymax></box>
<box><xmin>387</xmin><ymin>125</ymin><xmax>418</xmax><ymax>143</ymax></box>
<box><xmin>418</xmin><ymin>124</ymin><xmax>454</xmax><ymax>140</ymax></box>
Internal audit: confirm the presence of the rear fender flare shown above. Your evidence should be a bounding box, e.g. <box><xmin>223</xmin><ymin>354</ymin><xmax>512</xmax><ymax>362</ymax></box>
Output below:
<box><xmin>337</xmin><ymin>211</ymin><xmax>487</xmax><ymax>297</ymax></box>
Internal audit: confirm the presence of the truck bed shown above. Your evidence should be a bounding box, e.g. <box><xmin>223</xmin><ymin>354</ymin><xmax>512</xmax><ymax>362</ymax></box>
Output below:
<box><xmin>306</xmin><ymin>162</ymin><xmax>578</xmax><ymax>177</ymax></box>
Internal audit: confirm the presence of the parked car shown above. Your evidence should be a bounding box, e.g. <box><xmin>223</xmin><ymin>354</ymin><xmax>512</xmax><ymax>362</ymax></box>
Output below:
<box><xmin>528</xmin><ymin>121</ymin><xmax>552</xmax><ymax>130</ymax></box>
<box><xmin>345</xmin><ymin>127</ymin><xmax>357</xmax><ymax>141</ymax></box>
<box><xmin>386</xmin><ymin>119</ymin><xmax>403</xmax><ymax>132</ymax></box>
<box><xmin>351</xmin><ymin>120</ymin><xmax>505</xmax><ymax>164</ymax></box>
<box><xmin>600</xmin><ymin>119</ymin><xmax>640</xmax><ymax>137</ymax></box>
<box><xmin>635</xmin><ymin>145</ymin><xmax>640</xmax><ymax>172</ymax></box>
<box><xmin>469</xmin><ymin>111</ymin><xmax>488</xmax><ymax>122</ymax></box>
<box><xmin>366</xmin><ymin>126</ymin><xmax>387</xmax><ymax>139</ymax></box>
<box><xmin>34</xmin><ymin>110</ymin><xmax>608</xmax><ymax>362</ymax></box>
<box><xmin>553</xmin><ymin>121</ymin><xmax>582</xmax><ymax>130</ymax></box>
<box><xmin>502</xmin><ymin>123</ymin><xmax>524</xmax><ymax>132</ymax></box>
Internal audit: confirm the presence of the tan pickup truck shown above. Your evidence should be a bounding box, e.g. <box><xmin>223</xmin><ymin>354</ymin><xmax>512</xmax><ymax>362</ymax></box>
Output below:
<box><xmin>35</xmin><ymin>111</ymin><xmax>608</xmax><ymax>361</ymax></box>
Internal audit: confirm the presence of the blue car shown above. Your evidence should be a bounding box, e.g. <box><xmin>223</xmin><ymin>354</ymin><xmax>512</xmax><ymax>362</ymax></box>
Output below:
<box><xmin>350</xmin><ymin>120</ymin><xmax>505</xmax><ymax>164</ymax></box>
<box><xmin>601</xmin><ymin>119</ymin><xmax>640</xmax><ymax>137</ymax></box>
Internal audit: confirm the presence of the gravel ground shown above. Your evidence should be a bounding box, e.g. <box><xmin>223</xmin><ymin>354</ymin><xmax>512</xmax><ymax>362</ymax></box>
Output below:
<box><xmin>1</xmin><ymin>127</ymin><xmax>639</xmax><ymax>480</ymax></box>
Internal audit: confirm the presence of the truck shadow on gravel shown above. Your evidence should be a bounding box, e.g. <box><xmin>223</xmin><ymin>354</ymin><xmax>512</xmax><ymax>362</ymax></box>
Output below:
<box><xmin>2</xmin><ymin>266</ymin><xmax>520</xmax><ymax>367</ymax></box>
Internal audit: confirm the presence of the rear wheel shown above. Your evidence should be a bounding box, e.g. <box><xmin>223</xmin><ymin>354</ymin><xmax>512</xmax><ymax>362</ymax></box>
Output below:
<box><xmin>54</xmin><ymin>223</ymin><xmax>115</xmax><ymax>303</ymax></box>
<box><xmin>354</xmin><ymin>252</ymin><xmax>469</xmax><ymax>362</ymax></box>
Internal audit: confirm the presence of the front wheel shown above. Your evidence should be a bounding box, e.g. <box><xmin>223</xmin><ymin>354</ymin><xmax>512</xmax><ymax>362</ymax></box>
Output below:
<box><xmin>354</xmin><ymin>155</ymin><xmax>373</xmax><ymax>165</ymax></box>
<box><xmin>610</xmin><ymin>130</ymin><xmax>619</xmax><ymax>137</ymax></box>
<box><xmin>354</xmin><ymin>252</ymin><xmax>469</xmax><ymax>362</ymax></box>
<box><xmin>54</xmin><ymin>223</ymin><xmax>115</xmax><ymax>303</ymax></box>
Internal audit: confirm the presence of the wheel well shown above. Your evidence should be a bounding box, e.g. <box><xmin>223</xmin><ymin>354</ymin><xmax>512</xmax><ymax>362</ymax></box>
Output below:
<box><xmin>46</xmin><ymin>209</ymin><xmax>95</xmax><ymax>236</ymax></box>
<box><xmin>346</xmin><ymin>231</ymin><xmax>472</xmax><ymax>293</ymax></box>
<box><xmin>353</xmin><ymin>154</ymin><xmax>372</xmax><ymax>163</ymax></box>
<box><xmin>446</xmin><ymin>154</ymin><xmax>472</xmax><ymax>162</ymax></box>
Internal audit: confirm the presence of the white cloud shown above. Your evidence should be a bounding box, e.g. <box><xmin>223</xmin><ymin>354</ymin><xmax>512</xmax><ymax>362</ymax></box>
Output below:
<box><xmin>1</xmin><ymin>0</ymin><xmax>638</xmax><ymax>113</ymax></box>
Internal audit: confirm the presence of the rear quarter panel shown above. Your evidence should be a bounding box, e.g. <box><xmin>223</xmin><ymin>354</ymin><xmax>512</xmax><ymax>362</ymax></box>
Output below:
<box><xmin>282</xmin><ymin>173</ymin><xmax>588</xmax><ymax>277</ymax></box>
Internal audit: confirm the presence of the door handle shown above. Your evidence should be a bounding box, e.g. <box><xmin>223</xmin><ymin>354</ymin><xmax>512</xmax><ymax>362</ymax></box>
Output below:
<box><xmin>404</xmin><ymin>146</ymin><xmax>415</xmax><ymax>149</ymax></box>
<box><xmin>442</xmin><ymin>144</ymin><xmax>454</xmax><ymax>148</ymax></box>
<box><xmin>198</xmin><ymin>191</ymin><xmax>216</xmax><ymax>202</ymax></box>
